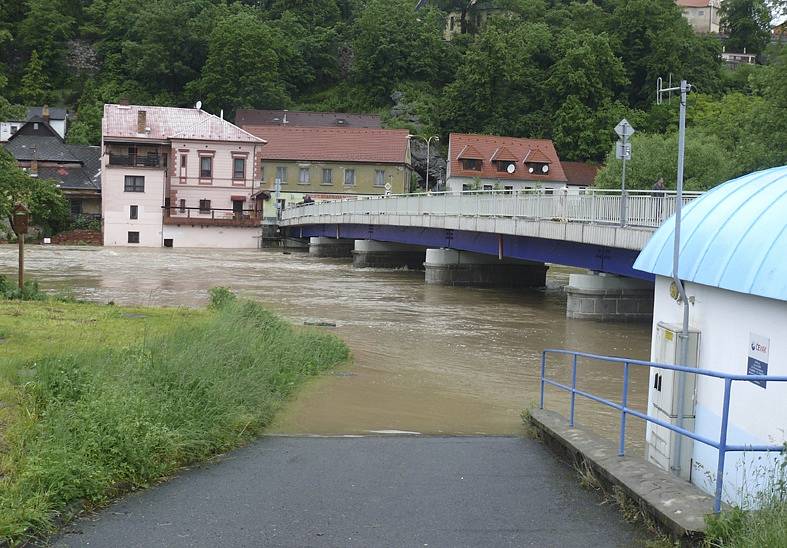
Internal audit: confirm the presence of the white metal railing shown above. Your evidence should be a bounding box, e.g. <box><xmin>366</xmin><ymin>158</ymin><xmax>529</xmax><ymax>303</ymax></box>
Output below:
<box><xmin>280</xmin><ymin>189</ymin><xmax>701</xmax><ymax>229</ymax></box>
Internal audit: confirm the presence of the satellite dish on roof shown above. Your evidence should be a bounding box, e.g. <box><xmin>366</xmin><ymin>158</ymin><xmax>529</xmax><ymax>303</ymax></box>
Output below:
<box><xmin>195</xmin><ymin>100</ymin><xmax>202</xmax><ymax>110</ymax></box>
<box><xmin>542</xmin><ymin>165</ymin><xmax>549</xmax><ymax>174</ymax></box>
<box><xmin>506</xmin><ymin>163</ymin><xmax>516</xmax><ymax>174</ymax></box>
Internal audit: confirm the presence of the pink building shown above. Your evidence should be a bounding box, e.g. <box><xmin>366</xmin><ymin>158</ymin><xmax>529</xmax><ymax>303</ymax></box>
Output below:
<box><xmin>101</xmin><ymin>104</ymin><xmax>267</xmax><ymax>248</ymax></box>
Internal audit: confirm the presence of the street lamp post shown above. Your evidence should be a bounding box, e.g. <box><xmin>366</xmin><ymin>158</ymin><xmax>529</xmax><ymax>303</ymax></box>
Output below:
<box><xmin>409</xmin><ymin>134</ymin><xmax>440</xmax><ymax>192</ymax></box>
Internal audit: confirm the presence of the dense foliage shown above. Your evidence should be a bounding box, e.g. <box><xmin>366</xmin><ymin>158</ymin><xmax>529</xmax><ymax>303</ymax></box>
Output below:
<box><xmin>0</xmin><ymin>0</ymin><xmax>784</xmax><ymax>186</ymax></box>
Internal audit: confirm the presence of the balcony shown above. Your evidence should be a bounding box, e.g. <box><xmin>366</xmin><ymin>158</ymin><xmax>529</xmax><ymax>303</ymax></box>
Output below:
<box><xmin>109</xmin><ymin>153</ymin><xmax>165</xmax><ymax>168</ymax></box>
<box><xmin>163</xmin><ymin>206</ymin><xmax>262</xmax><ymax>228</ymax></box>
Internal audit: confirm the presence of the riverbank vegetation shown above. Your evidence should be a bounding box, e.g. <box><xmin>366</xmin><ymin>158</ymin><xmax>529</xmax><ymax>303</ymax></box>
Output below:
<box><xmin>0</xmin><ymin>293</ymin><xmax>349</xmax><ymax>543</ymax></box>
<box><xmin>703</xmin><ymin>451</ymin><xmax>787</xmax><ymax>547</ymax></box>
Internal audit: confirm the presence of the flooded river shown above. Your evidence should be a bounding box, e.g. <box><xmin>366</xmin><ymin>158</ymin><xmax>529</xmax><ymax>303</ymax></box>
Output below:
<box><xmin>0</xmin><ymin>245</ymin><xmax>652</xmax><ymax>449</ymax></box>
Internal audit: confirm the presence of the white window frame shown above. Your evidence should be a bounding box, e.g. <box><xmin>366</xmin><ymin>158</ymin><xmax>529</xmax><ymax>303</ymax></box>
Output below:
<box><xmin>299</xmin><ymin>167</ymin><xmax>310</xmax><ymax>184</ymax></box>
<box><xmin>344</xmin><ymin>168</ymin><xmax>356</xmax><ymax>186</ymax></box>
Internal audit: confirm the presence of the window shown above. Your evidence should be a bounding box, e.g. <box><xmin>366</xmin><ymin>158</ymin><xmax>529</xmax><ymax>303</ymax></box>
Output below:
<box><xmin>124</xmin><ymin>175</ymin><xmax>145</xmax><ymax>192</ymax></box>
<box><xmin>374</xmin><ymin>170</ymin><xmax>385</xmax><ymax>187</ymax></box>
<box><xmin>129</xmin><ymin>205</ymin><xmax>138</xmax><ymax>219</ymax></box>
<box><xmin>180</xmin><ymin>154</ymin><xmax>187</xmax><ymax>175</ymax></box>
<box><xmin>299</xmin><ymin>167</ymin><xmax>310</xmax><ymax>184</ymax></box>
<box><xmin>128</xmin><ymin>231</ymin><xmax>140</xmax><ymax>244</ymax></box>
<box><xmin>33</xmin><ymin>122</ymin><xmax>39</xmax><ymax>130</ymax></box>
<box><xmin>233</xmin><ymin>157</ymin><xmax>245</xmax><ymax>180</ymax></box>
<box><xmin>504</xmin><ymin>186</ymin><xmax>514</xmax><ymax>194</ymax></box>
<box><xmin>698</xmin><ymin>10</ymin><xmax>704</xmax><ymax>15</ymax></box>
<box><xmin>461</xmin><ymin>159</ymin><xmax>481</xmax><ymax>171</ymax></box>
<box><xmin>179</xmin><ymin>199</ymin><xmax>186</xmax><ymax>213</ymax></box>
<box><xmin>482</xmin><ymin>184</ymin><xmax>493</xmax><ymax>191</ymax></box>
<box><xmin>496</xmin><ymin>161</ymin><xmax>515</xmax><ymax>173</ymax></box>
<box><xmin>450</xmin><ymin>16</ymin><xmax>455</xmax><ymax>31</ymax></box>
<box><xmin>276</xmin><ymin>166</ymin><xmax>287</xmax><ymax>183</ymax></box>
<box><xmin>322</xmin><ymin>168</ymin><xmax>333</xmax><ymax>185</ymax></box>
<box><xmin>10</xmin><ymin>125</ymin><xmax>17</xmax><ymax>133</ymax></box>
<box><xmin>199</xmin><ymin>199</ymin><xmax>211</xmax><ymax>213</ymax></box>
<box><xmin>260</xmin><ymin>162</ymin><xmax>265</xmax><ymax>182</ymax></box>
<box><xmin>200</xmin><ymin>156</ymin><xmax>212</xmax><ymax>178</ymax></box>
<box><xmin>69</xmin><ymin>199</ymin><xmax>82</xmax><ymax>216</ymax></box>
<box><xmin>344</xmin><ymin>169</ymin><xmax>356</xmax><ymax>186</ymax></box>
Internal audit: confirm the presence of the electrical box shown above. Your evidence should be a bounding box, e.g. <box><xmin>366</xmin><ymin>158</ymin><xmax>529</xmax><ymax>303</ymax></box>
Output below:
<box><xmin>646</xmin><ymin>322</ymin><xmax>701</xmax><ymax>481</ymax></box>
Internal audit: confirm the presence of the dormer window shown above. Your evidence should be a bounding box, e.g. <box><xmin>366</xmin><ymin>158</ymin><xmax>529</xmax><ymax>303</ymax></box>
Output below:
<box><xmin>462</xmin><ymin>159</ymin><xmax>482</xmax><ymax>171</ymax></box>
<box><xmin>526</xmin><ymin>162</ymin><xmax>550</xmax><ymax>175</ymax></box>
<box><xmin>496</xmin><ymin>161</ymin><xmax>516</xmax><ymax>173</ymax></box>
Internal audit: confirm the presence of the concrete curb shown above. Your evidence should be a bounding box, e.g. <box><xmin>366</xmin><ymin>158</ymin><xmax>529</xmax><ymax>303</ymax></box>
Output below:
<box><xmin>529</xmin><ymin>408</ymin><xmax>717</xmax><ymax>546</ymax></box>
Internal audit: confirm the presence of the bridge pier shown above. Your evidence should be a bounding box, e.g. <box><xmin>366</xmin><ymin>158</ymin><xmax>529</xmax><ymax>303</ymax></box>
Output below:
<box><xmin>424</xmin><ymin>249</ymin><xmax>547</xmax><ymax>287</ymax></box>
<box><xmin>352</xmin><ymin>240</ymin><xmax>426</xmax><ymax>269</ymax></box>
<box><xmin>565</xmin><ymin>272</ymin><xmax>653</xmax><ymax>321</ymax></box>
<box><xmin>309</xmin><ymin>237</ymin><xmax>354</xmax><ymax>258</ymax></box>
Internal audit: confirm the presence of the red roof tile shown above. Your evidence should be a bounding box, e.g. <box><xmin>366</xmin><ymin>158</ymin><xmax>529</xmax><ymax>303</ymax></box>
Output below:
<box><xmin>490</xmin><ymin>146</ymin><xmax>518</xmax><ymax>162</ymax></box>
<box><xmin>103</xmin><ymin>104</ymin><xmax>264</xmax><ymax>143</ymax></box>
<box><xmin>448</xmin><ymin>133</ymin><xmax>566</xmax><ymax>183</ymax></box>
<box><xmin>457</xmin><ymin>144</ymin><xmax>485</xmax><ymax>160</ymax></box>
<box><xmin>244</xmin><ymin>126</ymin><xmax>410</xmax><ymax>164</ymax></box>
<box><xmin>561</xmin><ymin>161</ymin><xmax>600</xmax><ymax>186</ymax></box>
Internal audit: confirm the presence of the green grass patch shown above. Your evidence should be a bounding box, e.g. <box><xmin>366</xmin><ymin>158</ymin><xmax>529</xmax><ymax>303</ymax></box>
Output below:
<box><xmin>0</xmin><ymin>296</ymin><xmax>349</xmax><ymax>543</ymax></box>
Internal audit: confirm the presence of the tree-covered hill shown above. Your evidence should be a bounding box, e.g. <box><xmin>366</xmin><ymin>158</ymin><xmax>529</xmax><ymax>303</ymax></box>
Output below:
<box><xmin>1</xmin><ymin>0</ymin><xmax>784</xmax><ymax>188</ymax></box>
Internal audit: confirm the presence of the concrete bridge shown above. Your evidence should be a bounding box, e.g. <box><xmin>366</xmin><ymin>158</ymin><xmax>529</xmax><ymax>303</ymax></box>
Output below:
<box><xmin>279</xmin><ymin>189</ymin><xmax>699</xmax><ymax>320</ymax></box>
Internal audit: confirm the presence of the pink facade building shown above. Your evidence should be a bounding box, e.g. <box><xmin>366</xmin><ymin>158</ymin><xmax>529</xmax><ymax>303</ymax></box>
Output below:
<box><xmin>101</xmin><ymin>104</ymin><xmax>267</xmax><ymax>248</ymax></box>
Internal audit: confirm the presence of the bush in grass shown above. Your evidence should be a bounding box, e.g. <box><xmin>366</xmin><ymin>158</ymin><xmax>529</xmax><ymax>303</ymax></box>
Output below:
<box><xmin>0</xmin><ymin>275</ymin><xmax>47</xmax><ymax>301</ymax></box>
<box><xmin>208</xmin><ymin>286</ymin><xmax>236</xmax><ymax>310</ymax></box>
<box><xmin>0</xmin><ymin>299</ymin><xmax>349</xmax><ymax>542</ymax></box>
<box><xmin>704</xmin><ymin>448</ymin><xmax>787</xmax><ymax>547</ymax></box>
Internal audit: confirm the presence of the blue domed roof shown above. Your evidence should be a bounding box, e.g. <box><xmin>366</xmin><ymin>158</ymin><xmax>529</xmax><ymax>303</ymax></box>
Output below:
<box><xmin>634</xmin><ymin>166</ymin><xmax>787</xmax><ymax>302</ymax></box>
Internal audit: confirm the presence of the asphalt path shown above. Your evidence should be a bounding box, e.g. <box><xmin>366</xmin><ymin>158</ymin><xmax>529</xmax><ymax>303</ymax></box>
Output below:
<box><xmin>55</xmin><ymin>436</ymin><xmax>647</xmax><ymax>547</ymax></box>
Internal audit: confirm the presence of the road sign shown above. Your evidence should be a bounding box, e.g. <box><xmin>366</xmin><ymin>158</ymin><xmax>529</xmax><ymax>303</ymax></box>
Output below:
<box><xmin>614</xmin><ymin>119</ymin><xmax>635</xmax><ymax>139</ymax></box>
<box><xmin>615</xmin><ymin>141</ymin><xmax>632</xmax><ymax>160</ymax></box>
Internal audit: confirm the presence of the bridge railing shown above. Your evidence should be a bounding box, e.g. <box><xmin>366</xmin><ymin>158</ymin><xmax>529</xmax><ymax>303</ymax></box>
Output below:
<box><xmin>540</xmin><ymin>348</ymin><xmax>787</xmax><ymax>513</ymax></box>
<box><xmin>281</xmin><ymin>189</ymin><xmax>700</xmax><ymax>229</ymax></box>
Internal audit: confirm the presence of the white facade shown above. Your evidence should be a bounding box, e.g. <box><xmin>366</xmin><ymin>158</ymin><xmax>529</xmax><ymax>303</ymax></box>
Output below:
<box><xmin>649</xmin><ymin>275</ymin><xmax>787</xmax><ymax>506</ymax></box>
<box><xmin>0</xmin><ymin>120</ymin><xmax>25</xmax><ymax>142</ymax></box>
<box><xmin>162</xmin><ymin>225</ymin><xmax>260</xmax><ymax>248</ymax></box>
<box><xmin>102</xmin><ymin>160</ymin><xmax>167</xmax><ymax>247</ymax></box>
<box><xmin>446</xmin><ymin>176</ymin><xmax>569</xmax><ymax>193</ymax></box>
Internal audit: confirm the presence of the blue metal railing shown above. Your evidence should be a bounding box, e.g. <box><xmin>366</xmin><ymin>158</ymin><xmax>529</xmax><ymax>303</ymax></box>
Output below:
<box><xmin>539</xmin><ymin>349</ymin><xmax>787</xmax><ymax>513</ymax></box>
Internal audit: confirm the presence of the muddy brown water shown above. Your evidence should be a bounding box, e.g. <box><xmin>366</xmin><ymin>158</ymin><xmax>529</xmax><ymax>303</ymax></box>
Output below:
<box><xmin>0</xmin><ymin>245</ymin><xmax>652</xmax><ymax>451</ymax></box>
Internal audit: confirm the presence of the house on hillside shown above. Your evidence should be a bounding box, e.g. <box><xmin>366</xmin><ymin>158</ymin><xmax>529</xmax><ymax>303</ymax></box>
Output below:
<box><xmin>240</xmin><ymin>125</ymin><xmax>413</xmax><ymax>219</ymax></box>
<box><xmin>446</xmin><ymin>133</ymin><xmax>574</xmax><ymax>193</ymax></box>
<box><xmin>235</xmin><ymin>109</ymin><xmax>381</xmax><ymax>129</ymax></box>
<box><xmin>1</xmin><ymin>105</ymin><xmax>68</xmax><ymax>142</ymax></box>
<box><xmin>675</xmin><ymin>0</ymin><xmax>721</xmax><ymax>34</ymax></box>
<box><xmin>721</xmin><ymin>48</ymin><xmax>757</xmax><ymax>69</ymax></box>
<box><xmin>101</xmin><ymin>104</ymin><xmax>266</xmax><ymax>248</ymax></box>
<box><xmin>3</xmin><ymin>116</ymin><xmax>100</xmax><ymax>217</ymax></box>
<box><xmin>773</xmin><ymin>16</ymin><xmax>787</xmax><ymax>43</ymax></box>
<box><xmin>443</xmin><ymin>2</ymin><xmax>512</xmax><ymax>40</ymax></box>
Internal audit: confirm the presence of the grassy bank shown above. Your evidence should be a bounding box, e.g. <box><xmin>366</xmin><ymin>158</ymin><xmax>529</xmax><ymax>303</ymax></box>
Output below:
<box><xmin>0</xmin><ymin>295</ymin><xmax>349</xmax><ymax>543</ymax></box>
<box><xmin>704</xmin><ymin>454</ymin><xmax>787</xmax><ymax>547</ymax></box>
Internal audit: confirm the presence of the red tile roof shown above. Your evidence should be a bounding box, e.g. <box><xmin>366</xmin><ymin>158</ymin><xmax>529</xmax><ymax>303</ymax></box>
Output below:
<box><xmin>490</xmin><ymin>146</ymin><xmax>518</xmax><ymax>162</ymax></box>
<box><xmin>103</xmin><ymin>104</ymin><xmax>264</xmax><ymax>143</ymax></box>
<box><xmin>457</xmin><ymin>144</ymin><xmax>484</xmax><ymax>160</ymax></box>
<box><xmin>448</xmin><ymin>133</ymin><xmax>566</xmax><ymax>183</ymax></box>
<box><xmin>244</xmin><ymin>126</ymin><xmax>411</xmax><ymax>164</ymax></box>
<box><xmin>561</xmin><ymin>162</ymin><xmax>600</xmax><ymax>186</ymax></box>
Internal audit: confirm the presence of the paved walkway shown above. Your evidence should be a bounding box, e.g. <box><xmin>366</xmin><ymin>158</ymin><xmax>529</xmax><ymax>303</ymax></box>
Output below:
<box><xmin>56</xmin><ymin>436</ymin><xmax>647</xmax><ymax>547</ymax></box>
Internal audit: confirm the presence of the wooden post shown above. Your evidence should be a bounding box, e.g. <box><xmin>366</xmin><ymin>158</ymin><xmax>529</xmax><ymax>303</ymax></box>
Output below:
<box><xmin>18</xmin><ymin>233</ymin><xmax>24</xmax><ymax>290</ymax></box>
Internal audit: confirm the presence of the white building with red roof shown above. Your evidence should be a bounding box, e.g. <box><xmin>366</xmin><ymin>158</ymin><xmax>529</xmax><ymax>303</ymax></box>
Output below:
<box><xmin>446</xmin><ymin>133</ymin><xmax>574</xmax><ymax>193</ymax></box>
<box><xmin>102</xmin><ymin>104</ymin><xmax>266</xmax><ymax>248</ymax></box>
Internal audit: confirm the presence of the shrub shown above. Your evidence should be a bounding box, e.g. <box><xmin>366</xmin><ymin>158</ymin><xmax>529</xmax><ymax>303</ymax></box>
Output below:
<box><xmin>208</xmin><ymin>286</ymin><xmax>237</xmax><ymax>309</ymax></box>
<box><xmin>0</xmin><ymin>275</ymin><xmax>47</xmax><ymax>301</ymax></box>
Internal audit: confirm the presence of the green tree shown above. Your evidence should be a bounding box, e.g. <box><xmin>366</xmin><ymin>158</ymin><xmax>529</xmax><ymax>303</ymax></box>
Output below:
<box><xmin>0</xmin><ymin>149</ymin><xmax>68</xmax><ymax>235</ymax></box>
<box><xmin>610</xmin><ymin>0</ymin><xmax>722</xmax><ymax>107</ymax></box>
<box><xmin>19</xmin><ymin>51</ymin><xmax>49</xmax><ymax>105</ymax></box>
<box><xmin>440</xmin><ymin>22</ymin><xmax>554</xmax><ymax>137</ymax></box>
<box><xmin>352</xmin><ymin>0</ymin><xmax>455</xmax><ymax>104</ymax></box>
<box><xmin>191</xmin><ymin>12</ymin><xmax>289</xmax><ymax>115</ymax></box>
<box><xmin>594</xmin><ymin>130</ymin><xmax>736</xmax><ymax>191</ymax></box>
<box><xmin>720</xmin><ymin>0</ymin><xmax>772</xmax><ymax>55</ymax></box>
<box><xmin>18</xmin><ymin>0</ymin><xmax>76</xmax><ymax>79</ymax></box>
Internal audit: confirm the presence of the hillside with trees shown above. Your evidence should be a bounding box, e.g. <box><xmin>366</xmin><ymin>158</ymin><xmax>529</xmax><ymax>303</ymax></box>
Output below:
<box><xmin>1</xmin><ymin>0</ymin><xmax>785</xmax><ymax>189</ymax></box>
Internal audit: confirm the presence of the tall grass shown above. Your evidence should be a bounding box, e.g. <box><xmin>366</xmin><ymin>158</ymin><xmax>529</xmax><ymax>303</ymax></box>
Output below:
<box><xmin>0</xmin><ymin>298</ymin><xmax>348</xmax><ymax>542</ymax></box>
<box><xmin>704</xmin><ymin>448</ymin><xmax>787</xmax><ymax>547</ymax></box>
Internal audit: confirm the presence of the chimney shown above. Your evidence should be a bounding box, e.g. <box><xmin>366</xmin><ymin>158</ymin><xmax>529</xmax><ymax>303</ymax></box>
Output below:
<box><xmin>42</xmin><ymin>104</ymin><xmax>50</xmax><ymax>122</ymax></box>
<box><xmin>30</xmin><ymin>145</ymin><xmax>38</xmax><ymax>176</ymax></box>
<box><xmin>137</xmin><ymin>110</ymin><xmax>147</xmax><ymax>133</ymax></box>
<box><xmin>282</xmin><ymin>110</ymin><xmax>288</xmax><ymax>125</ymax></box>
<box><xmin>119</xmin><ymin>97</ymin><xmax>129</xmax><ymax>106</ymax></box>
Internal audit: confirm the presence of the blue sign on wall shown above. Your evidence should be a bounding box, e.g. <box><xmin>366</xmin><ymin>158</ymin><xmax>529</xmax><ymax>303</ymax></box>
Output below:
<box><xmin>747</xmin><ymin>333</ymin><xmax>770</xmax><ymax>389</ymax></box>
